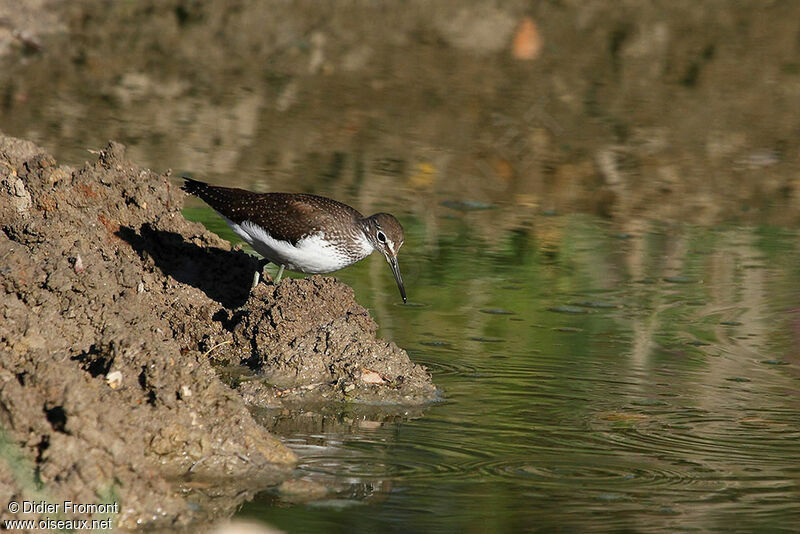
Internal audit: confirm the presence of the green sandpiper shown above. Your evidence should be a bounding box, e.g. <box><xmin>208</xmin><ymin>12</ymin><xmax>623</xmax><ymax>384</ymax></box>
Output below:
<box><xmin>182</xmin><ymin>178</ymin><xmax>407</xmax><ymax>302</ymax></box>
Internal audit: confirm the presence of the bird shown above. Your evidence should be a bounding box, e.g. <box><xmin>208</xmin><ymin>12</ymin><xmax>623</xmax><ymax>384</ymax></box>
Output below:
<box><xmin>181</xmin><ymin>178</ymin><xmax>407</xmax><ymax>302</ymax></box>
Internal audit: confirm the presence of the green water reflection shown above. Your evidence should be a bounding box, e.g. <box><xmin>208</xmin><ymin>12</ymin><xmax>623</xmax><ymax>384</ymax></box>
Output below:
<box><xmin>185</xmin><ymin>204</ymin><xmax>800</xmax><ymax>533</ymax></box>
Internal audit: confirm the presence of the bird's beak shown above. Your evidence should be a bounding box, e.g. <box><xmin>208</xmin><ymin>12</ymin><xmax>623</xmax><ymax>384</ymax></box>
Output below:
<box><xmin>386</xmin><ymin>254</ymin><xmax>406</xmax><ymax>303</ymax></box>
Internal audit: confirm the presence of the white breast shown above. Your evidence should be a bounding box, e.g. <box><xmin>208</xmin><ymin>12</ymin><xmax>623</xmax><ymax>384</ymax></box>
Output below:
<box><xmin>223</xmin><ymin>217</ymin><xmax>373</xmax><ymax>274</ymax></box>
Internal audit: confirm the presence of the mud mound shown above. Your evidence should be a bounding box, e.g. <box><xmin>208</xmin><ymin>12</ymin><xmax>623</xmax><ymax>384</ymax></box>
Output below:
<box><xmin>0</xmin><ymin>134</ymin><xmax>436</xmax><ymax>528</ymax></box>
<box><xmin>224</xmin><ymin>278</ymin><xmax>437</xmax><ymax>406</ymax></box>
<box><xmin>0</xmin><ymin>137</ymin><xmax>295</xmax><ymax>529</ymax></box>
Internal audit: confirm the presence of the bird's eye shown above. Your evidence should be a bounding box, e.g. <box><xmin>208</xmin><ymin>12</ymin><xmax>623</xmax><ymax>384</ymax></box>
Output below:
<box><xmin>377</xmin><ymin>231</ymin><xmax>386</xmax><ymax>243</ymax></box>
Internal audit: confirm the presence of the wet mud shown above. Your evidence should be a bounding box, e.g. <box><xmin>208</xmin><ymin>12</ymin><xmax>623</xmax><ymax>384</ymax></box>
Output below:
<box><xmin>0</xmin><ymin>135</ymin><xmax>436</xmax><ymax>528</ymax></box>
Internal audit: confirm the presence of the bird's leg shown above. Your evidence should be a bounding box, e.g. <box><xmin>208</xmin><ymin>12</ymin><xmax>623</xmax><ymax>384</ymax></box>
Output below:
<box><xmin>251</xmin><ymin>270</ymin><xmax>259</xmax><ymax>289</ymax></box>
<box><xmin>251</xmin><ymin>258</ymin><xmax>269</xmax><ymax>289</ymax></box>
<box><xmin>274</xmin><ymin>264</ymin><xmax>286</xmax><ymax>284</ymax></box>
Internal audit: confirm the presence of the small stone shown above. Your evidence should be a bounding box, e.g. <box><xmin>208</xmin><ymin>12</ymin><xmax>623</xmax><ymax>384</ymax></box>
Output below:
<box><xmin>13</xmin><ymin>178</ymin><xmax>28</xmax><ymax>197</ymax></box>
<box><xmin>360</xmin><ymin>369</ymin><xmax>386</xmax><ymax>384</ymax></box>
<box><xmin>11</xmin><ymin>178</ymin><xmax>32</xmax><ymax>212</ymax></box>
<box><xmin>106</xmin><ymin>370</ymin><xmax>123</xmax><ymax>389</ymax></box>
<box><xmin>74</xmin><ymin>254</ymin><xmax>84</xmax><ymax>273</ymax></box>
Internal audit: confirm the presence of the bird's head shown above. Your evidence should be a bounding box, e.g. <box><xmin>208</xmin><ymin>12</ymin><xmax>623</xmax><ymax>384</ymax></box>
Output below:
<box><xmin>363</xmin><ymin>213</ymin><xmax>406</xmax><ymax>302</ymax></box>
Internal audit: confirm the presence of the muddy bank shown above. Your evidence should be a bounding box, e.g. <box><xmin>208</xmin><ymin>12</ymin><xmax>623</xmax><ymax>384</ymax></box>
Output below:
<box><xmin>0</xmin><ymin>134</ymin><xmax>436</xmax><ymax>528</ymax></box>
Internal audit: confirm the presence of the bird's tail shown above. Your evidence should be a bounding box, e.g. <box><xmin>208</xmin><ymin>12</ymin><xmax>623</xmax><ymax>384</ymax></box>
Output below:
<box><xmin>181</xmin><ymin>177</ymin><xmax>209</xmax><ymax>197</ymax></box>
<box><xmin>180</xmin><ymin>178</ymin><xmax>254</xmax><ymax>222</ymax></box>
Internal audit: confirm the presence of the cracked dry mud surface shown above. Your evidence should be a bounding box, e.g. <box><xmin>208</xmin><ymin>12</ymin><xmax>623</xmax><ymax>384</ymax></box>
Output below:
<box><xmin>0</xmin><ymin>134</ymin><xmax>436</xmax><ymax>529</ymax></box>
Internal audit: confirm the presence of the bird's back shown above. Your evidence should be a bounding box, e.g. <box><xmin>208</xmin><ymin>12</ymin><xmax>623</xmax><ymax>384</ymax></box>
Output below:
<box><xmin>182</xmin><ymin>178</ymin><xmax>365</xmax><ymax>245</ymax></box>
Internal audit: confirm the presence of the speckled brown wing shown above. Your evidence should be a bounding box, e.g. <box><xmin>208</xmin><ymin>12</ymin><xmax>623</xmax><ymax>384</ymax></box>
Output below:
<box><xmin>182</xmin><ymin>179</ymin><xmax>365</xmax><ymax>244</ymax></box>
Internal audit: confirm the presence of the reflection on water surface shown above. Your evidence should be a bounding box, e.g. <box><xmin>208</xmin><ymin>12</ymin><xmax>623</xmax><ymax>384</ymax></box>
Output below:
<box><xmin>189</xmin><ymin>207</ymin><xmax>800</xmax><ymax>533</ymax></box>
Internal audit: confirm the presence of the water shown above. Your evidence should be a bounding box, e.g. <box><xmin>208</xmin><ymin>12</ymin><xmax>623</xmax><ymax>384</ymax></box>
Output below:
<box><xmin>188</xmin><ymin>206</ymin><xmax>800</xmax><ymax>532</ymax></box>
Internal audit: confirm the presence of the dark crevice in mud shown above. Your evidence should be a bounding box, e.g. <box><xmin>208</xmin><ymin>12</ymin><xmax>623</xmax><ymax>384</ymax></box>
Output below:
<box><xmin>137</xmin><ymin>366</ymin><xmax>157</xmax><ymax>406</ymax></box>
<box><xmin>44</xmin><ymin>406</ymin><xmax>68</xmax><ymax>434</ymax></box>
<box><xmin>243</xmin><ymin>331</ymin><xmax>263</xmax><ymax>371</ymax></box>
<box><xmin>71</xmin><ymin>343</ymin><xmax>113</xmax><ymax>378</ymax></box>
<box><xmin>212</xmin><ymin>308</ymin><xmax>245</xmax><ymax>332</ymax></box>
<box><xmin>34</xmin><ymin>434</ymin><xmax>50</xmax><ymax>465</ymax></box>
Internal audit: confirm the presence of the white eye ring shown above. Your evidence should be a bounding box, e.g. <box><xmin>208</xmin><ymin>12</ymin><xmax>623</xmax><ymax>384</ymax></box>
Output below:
<box><xmin>377</xmin><ymin>231</ymin><xmax>387</xmax><ymax>243</ymax></box>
